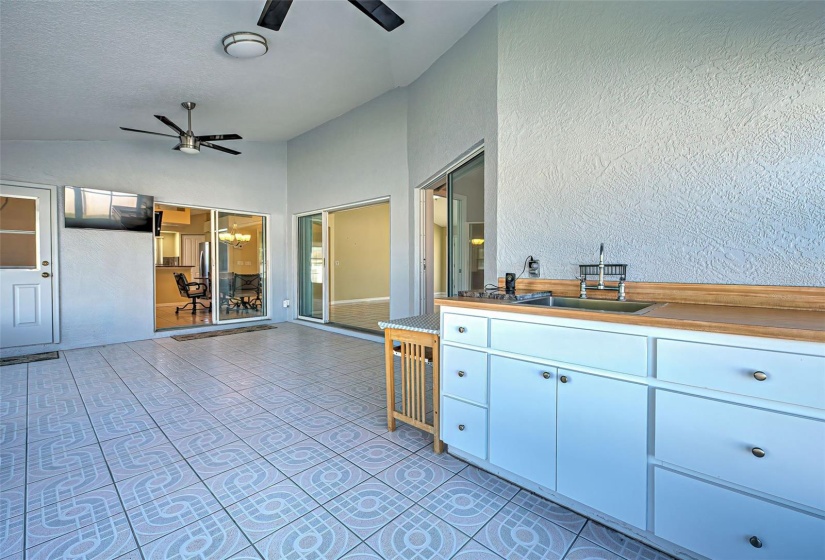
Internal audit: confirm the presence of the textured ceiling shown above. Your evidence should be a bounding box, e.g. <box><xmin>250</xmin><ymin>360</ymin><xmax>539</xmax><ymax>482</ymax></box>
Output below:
<box><xmin>0</xmin><ymin>0</ymin><xmax>499</xmax><ymax>141</ymax></box>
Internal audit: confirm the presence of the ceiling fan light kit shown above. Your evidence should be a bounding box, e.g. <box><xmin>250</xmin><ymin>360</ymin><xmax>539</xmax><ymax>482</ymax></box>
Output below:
<box><xmin>222</xmin><ymin>32</ymin><xmax>268</xmax><ymax>58</ymax></box>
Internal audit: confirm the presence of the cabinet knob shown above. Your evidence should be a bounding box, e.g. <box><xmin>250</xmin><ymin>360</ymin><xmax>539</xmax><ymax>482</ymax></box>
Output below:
<box><xmin>751</xmin><ymin>447</ymin><xmax>766</xmax><ymax>458</ymax></box>
<box><xmin>41</xmin><ymin>272</ymin><xmax>50</xmax><ymax>278</ymax></box>
<box><xmin>753</xmin><ymin>371</ymin><xmax>767</xmax><ymax>381</ymax></box>
<box><xmin>458</xmin><ymin>424</ymin><xmax>465</xmax><ymax>431</ymax></box>
<box><xmin>458</xmin><ymin>371</ymin><xmax>466</xmax><ymax>378</ymax></box>
<box><xmin>42</xmin><ymin>260</ymin><xmax>50</xmax><ymax>266</ymax></box>
<box><xmin>559</xmin><ymin>375</ymin><xmax>568</xmax><ymax>383</ymax></box>
<box><xmin>457</xmin><ymin>326</ymin><xmax>466</xmax><ymax>333</ymax></box>
<box><xmin>542</xmin><ymin>371</ymin><xmax>551</xmax><ymax>379</ymax></box>
<box><xmin>749</xmin><ymin>536</ymin><xmax>763</xmax><ymax>549</ymax></box>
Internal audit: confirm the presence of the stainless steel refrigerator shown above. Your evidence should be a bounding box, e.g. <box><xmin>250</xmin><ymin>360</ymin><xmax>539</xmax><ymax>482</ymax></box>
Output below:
<box><xmin>198</xmin><ymin>242</ymin><xmax>210</xmax><ymax>283</ymax></box>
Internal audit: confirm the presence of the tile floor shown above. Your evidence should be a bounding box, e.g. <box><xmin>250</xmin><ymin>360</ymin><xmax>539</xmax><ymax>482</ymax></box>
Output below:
<box><xmin>0</xmin><ymin>323</ymin><xmax>676</xmax><ymax>560</ymax></box>
<box><xmin>328</xmin><ymin>301</ymin><xmax>389</xmax><ymax>335</ymax></box>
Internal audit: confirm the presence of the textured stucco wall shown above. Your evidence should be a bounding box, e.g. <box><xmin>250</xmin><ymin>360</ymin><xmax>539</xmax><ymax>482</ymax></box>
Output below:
<box><xmin>0</xmin><ymin>140</ymin><xmax>288</xmax><ymax>354</ymax></box>
<box><xmin>408</xmin><ymin>8</ymin><xmax>499</xmax><ymax>287</ymax></box>
<box><xmin>286</xmin><ymin>89</ymin><xmax>413</xmax><ymax>318</ymax></box>
<box><xmin>496</xmin><ymin>1</ymin><xmax>825</xmax><ymax>285</ymax></box>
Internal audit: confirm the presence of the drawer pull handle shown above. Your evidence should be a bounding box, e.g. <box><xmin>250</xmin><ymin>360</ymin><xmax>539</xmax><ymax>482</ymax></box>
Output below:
<box><xmin>560</xmin><ymin>375</ymin><xmax>569</xmax><ymax>383</ymax></box>
<box><xmin>751</xmin><ymin>447</ymin><xmax>766</xmax><ymax>458</ymax></box>
<box><xmin>542</xmin><ymin>371</ymin><xmax>551</xmax><ymax>379</ymax></box>
<box><xmin>753</xmin><ymin>371</ymin><xmax>767</xmax><ymax>381</ymax></box>
<box><xmin>457</xmin><ymin>327</ymin><xmax>466</xmax><ymax>333</ymax></box>
<box><xmin>458</xmin><ymin>424</ymin><xmax>465</xmax><ymax>431</ymax></box>
<box><xmin>458</xmin><ymin>371</ymin><xmax>466</xmax><ymax>378</ymax></box>
<box><xmin>749</xmin><ymin>536</ymin><xmax>763</xmax><ymax>549</ymax></box>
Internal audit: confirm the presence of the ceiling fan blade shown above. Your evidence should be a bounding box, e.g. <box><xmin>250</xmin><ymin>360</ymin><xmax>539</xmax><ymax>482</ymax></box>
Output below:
<box><xmin>201</xmin><ymin>141</ymin><xmax>241</xmax><ymax>156</ymax></box>
<box><xmin>348</xmin><ymin>0</ymin><xmax>404</xmax><ymax>32</ymax></box>
<box><xmin>154</xmin><ymin>115</ymin><xmax>185</xmax><ymax>135</ymax></box>
<box><xmin>258</xmin><ymin>0</ymin><xmax>292</xmax><ymax>31</ymax></box>
<box><xmin>120</xmin><ymin>127</ymin><xmax>179</xmax><ymax>138</ymax></box>
<box><xmin>196</xmin><ymin>134</ymin><xmax>243</xmax><ymax>142</ymax></box>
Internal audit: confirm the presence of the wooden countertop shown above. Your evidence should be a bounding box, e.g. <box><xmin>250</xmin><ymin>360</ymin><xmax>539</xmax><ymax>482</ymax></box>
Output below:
<box><xmin>435</xmin><ymin>297</ymin><xmax>825</xmax><ymax>343</ymax></box>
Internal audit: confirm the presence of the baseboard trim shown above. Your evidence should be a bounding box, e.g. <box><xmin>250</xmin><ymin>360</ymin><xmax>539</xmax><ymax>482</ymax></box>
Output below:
<box><xmin>330</xmin><ymin>297</ymin><xmax>390</xmax><ymax>305</ymax></box>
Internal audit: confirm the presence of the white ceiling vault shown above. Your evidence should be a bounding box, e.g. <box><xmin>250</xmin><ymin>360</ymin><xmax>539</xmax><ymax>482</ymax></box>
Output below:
<box><xmin>0</xmin><ymin>0</ymin><xmax>500</xmax><ymax>142</ymax></box>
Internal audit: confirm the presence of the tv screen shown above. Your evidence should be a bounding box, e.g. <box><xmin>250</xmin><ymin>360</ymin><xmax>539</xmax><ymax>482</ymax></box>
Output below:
<box><xmin>64</xmin><ymin>186</ymin><xmax>154</xmax><ymax>232</ymax></box>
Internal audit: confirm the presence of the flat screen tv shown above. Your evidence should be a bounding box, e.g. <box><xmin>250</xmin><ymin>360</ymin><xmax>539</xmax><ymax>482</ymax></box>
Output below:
<box><xmin>64</xmin><ymin>186</ymin><xmax>154</xmax><ymax>232</ymax></box>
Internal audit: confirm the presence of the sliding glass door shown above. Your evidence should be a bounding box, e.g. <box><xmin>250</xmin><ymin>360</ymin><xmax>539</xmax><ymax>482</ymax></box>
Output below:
<box><xmin>297</xmin><ymin>213</ymin><xmax>327</xmax><ymax>322</ymax></box>
<box><xmin>215</xmin><ymin>211</ymin><xmax>267</xmax><ymax>322</ymax></box>
<box><xmin>447</xmin><ymin>152</ymin><xmax>484</xmax><ymax>295</ymax></box>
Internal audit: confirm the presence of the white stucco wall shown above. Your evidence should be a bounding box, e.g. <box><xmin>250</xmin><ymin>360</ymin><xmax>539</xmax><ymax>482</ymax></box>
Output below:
<box><xmin>0</xmin><ymin>140</ymin><xmax>287</xmax><ymax>354</ymax></box>
<box><xmin>286</xmin><ymin>89</ymin><xmax>413</xmax><ymax>318</ymax></box>
<box><xmin>496</xmin><ymin>1</ymin><xmax>825</xmax><ymax>285</ymax></box>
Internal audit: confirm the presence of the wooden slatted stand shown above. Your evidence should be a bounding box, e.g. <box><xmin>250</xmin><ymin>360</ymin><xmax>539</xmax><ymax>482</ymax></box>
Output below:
<box><xmin>380</xmin><ymin>314</ymin><xmax>443</xmax><ymax>454</ymax></box>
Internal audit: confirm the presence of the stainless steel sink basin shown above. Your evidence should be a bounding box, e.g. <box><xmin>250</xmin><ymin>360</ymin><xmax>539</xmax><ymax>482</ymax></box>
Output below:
<box><xmin>514</xmin><ymin>296</ymin><xmax>655</xmax><ymax>314</ymax></box>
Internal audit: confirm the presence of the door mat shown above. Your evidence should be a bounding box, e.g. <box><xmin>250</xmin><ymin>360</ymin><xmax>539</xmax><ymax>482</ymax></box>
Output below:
<box><xmin>0</xmin><ymin>351</ymin><xmax>60</xmax><ymax>366</ymax></box>
<box><xmin>171</xmin><ymin>324</ymin><xmax>277</xmax><ymax>341</ymax></box>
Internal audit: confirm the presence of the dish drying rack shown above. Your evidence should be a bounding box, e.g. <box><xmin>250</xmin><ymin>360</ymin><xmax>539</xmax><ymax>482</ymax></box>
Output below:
<box><xmin>578</xmin><ymin>244</ymin><xmax>627</xmax><ymax>300</ymax></box>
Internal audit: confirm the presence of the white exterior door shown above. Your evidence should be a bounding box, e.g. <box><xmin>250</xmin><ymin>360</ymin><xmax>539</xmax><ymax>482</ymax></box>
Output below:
<box><xmin>0</xmin><ymin>184</ymin><xmax>56</xmax><ymax>347</ymax></box>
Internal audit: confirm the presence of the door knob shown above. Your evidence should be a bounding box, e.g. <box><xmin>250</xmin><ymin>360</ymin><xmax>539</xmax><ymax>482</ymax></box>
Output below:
<box><xmin>41</xmin><ymin>272</ymin><xmax>50</xmax><ymax>278</ymax></box>
<box><xmin>542</xmin><ymin>372</ymin><xmax>551</xmax><ymax>379</ymax></box>
<box><xmin>751</xmin><ymin>447</ymin><xmax>766</xmax><ymax>458</ymax></box>
<box><xmin>753</xmin><ymin>371</ymin><xmax>767</xmax><ymax>381</ymax></box>
<box><xmin>559</xmin><ymin>375</ymin><xmax>568</xmax><ymax>383</ymax></box>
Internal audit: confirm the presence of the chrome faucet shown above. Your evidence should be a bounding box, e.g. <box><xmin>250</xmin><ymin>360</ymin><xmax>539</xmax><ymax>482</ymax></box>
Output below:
<box><xmin>578</xmin><ymin>243</ymin><xmax>627</xmax><ymax>301</ymax></box>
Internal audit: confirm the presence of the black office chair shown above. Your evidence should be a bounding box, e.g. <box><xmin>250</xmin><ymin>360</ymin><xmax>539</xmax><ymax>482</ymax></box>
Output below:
<box><xmin>173</xmin><ymin>273</ymin><xmax>211</xmax><ymax>315</ymax></box>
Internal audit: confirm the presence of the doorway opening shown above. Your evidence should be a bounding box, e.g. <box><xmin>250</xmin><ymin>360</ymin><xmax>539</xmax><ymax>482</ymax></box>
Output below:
<box><xmin>153</xmin><ymin>203</ymin><xmax>268</xmax><ymax>331</ymax></box>
<box><xmin>296</xmin><ymin>199</ymin><xmax>390</xmax><ymax>335</ymax></box>
<box><xmin>419</xmin><ymin>149</ymin><xmax>485</xmax><ymax>314</ymax></box>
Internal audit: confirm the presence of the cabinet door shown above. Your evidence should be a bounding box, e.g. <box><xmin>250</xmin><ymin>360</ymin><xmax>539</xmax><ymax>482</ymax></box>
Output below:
<box><xmin>557</xmin><ymin>369</ymin><xmax>648</xmax><ymax>528</ymax></box>
<box><xmin>489</xmin><ymin>356</ymin><xmax>556</xmax><ymax>489</ymax></box>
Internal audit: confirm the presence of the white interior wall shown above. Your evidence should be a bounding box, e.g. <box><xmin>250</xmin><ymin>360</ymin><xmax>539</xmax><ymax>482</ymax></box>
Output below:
<box><xmin>0</xmin><ymin>140</ymin><xmax>287</xmax><ymax>354</ymax></box>
<box><xmin>496</xmin><ymin>1</ymin><xmax>825</xmax><ymax>285</ymax></box>
<box><xmin>286</xmin><ymin>89</ymin><xmax>412</xmax><ymax>318</ymax></box>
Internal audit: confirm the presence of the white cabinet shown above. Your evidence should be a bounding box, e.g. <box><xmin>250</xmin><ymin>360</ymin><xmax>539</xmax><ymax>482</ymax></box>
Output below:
<box><xmin>655</xmin><ymin>468</ymin><xmax>825</xmax><ymax>560</ymax></box>
<box><xmin>442</xmin><ymin>346</ymin><xmax>488</xmax><ymax>405</ymax></box>
<box><xmin>443</xmin><ymin>313</ymin><xmax>488</xmax><ymax>347</ymax></box>
<box><xmin>441</xmin><ymin>396</ymin><xmax>488</xmax><ymax>459</ymax></box>
<box><xmin>489</xmin><ymin>356</ymin><xmax>556</xmax><ymax>489</ymax></box>
<box><xmin>556</xmin><ymin>368</ymin><xmax>648</xmax><ymax>528</ymax></box>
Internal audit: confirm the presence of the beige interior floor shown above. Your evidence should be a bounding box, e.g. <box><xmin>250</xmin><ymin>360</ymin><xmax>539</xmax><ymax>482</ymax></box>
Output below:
<box><xmin>155</xmin><ymin>304</ymin><xmax>213</xmax><ymax>330</ymax></box>
<box><xmin>329</xmin><ymin>300</ymin><xmax>390</xmax><ymax>333</ymax></box>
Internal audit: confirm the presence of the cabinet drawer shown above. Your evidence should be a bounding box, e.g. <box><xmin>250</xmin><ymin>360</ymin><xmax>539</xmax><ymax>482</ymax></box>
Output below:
<box><xmin>490</xmin><ymin>319</ymin><xmax>647</xmax><ymax>376</ymax></box>
<box><xmin>655</xmin><ymin>390</ymin><xmax>825</xmax><ymax>510</ymax></box>
<box><xmin>442</xmin><ymin>396</ymin><xmax>488</xmax><ymax>459</ymax></box>
<box><xmin>443</xmin><ymin>313</ymin><xmax>488</xmax><ymax>347</ymax></box>
<box><xmin>442</xmin><ymin>346</ymin><xmax>488</xmax><ymax>405</ymax></box>
<box><xmin>654</xmin><ymin>468</ymin><xmax>825</xmax><ymax>560</ymax></box>
<box><xmin>656</xmin><ymin>339</ymin><xmax>825</xmax><ymax>410</ymax></box>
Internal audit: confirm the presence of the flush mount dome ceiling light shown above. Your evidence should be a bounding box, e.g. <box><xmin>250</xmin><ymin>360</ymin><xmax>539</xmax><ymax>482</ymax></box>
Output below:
<box><xmin>223</xmin><ymin>32</ymin><xmax>268</xmax><ymax>58</ymax></box>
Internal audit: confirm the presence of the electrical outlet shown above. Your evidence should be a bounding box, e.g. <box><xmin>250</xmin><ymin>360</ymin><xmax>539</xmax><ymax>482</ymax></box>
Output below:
<box><xmin>282</xmin><ymin>299</ymin><xmax>290</xmax><ymax>308</ymax></box>
<box><xmin>528</xmin><ymin>258</ymin><xmax>540</xmax><ymax>278</ymax></box>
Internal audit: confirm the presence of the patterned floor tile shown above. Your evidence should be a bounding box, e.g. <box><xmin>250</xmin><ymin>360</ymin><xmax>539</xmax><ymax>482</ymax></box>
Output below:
<box><xmin>226</xmin><ymin>545</ymin><xmax>264</xmax><ymax>559</ymax></box>
<box><xmin>26</xmin><ymin>460</ymin><xmax>114</xmax><ymax>511</ymax></box>
<box><xmin>159</xmin><ymin>414</ymin><xmax>223</xmax><ymax>440</ymax></box>
<box><xmin>565</xmin><ymin>536</ymin><xmax>625</xmax><ymax>560</ymax></box>
<box><xmin>453</xmin><ymin>540</ymin><xmax>506</xmax><ymax>559</ymax></box>
<box><xmin>225</xmin><ymin>413</ymin><xmax>286</xmax><ymax>439</ymax></box>
<box><xmin>204</xmin><ymin>457</ymin><xmax>285</xmax><ymax>507</ymax></box>
<box><xmin>99</xmin><ymin>427</ymin><xmax>169</xmax><ymax>460</ymax></box>
<box><xmin>292</xmin><ymin>456</ymin><xmax>371</xmax><ymax>504</ymax></box>
<box><xmin>315</xmin><ymin>423</ymin><xmax>376</xmax><ymax>453</ymax></box>
<box><xmin>0</xmin><ymin>445</ymin><xmax>26</xmax><ymax>488</ymax></box>
<box><xmin>329</xmin><ymin>399</ymin><xmax>382</xmax><ymax>419</ymax></box>
<box><xmin>272</xmin><ymin>401</ymin><xmax>327</xmax><ymax>424</ymax></box>
<box><xmin>420</xmin><ymin>478</ymin><xmax>508</xmax><ymax>537</ymax></box>
<box><xmin>381</xmin><ymin>424</ymin><xmax>434</xmax><ymax>452</ymax></box>
<box><xmin>209</xmin><ymin>401</ymin><xmax>267</xmax><ymax>424</ymax></box>
<box><xmin>125</xmin><ymin>482</ymin><xmax>222</xmax><ymax>546</ymax></box>
<box><xmin>366</xmin><ymin>504</ymin><xmax>469</xmax><ymax>559</ymax></box>
<box><xmin>227</xmin><ymin>480</ymin><xmax>318</xmax><ymax>542</ymax></box>
<box><xmin>0</xmin><ymin>486</ymin><xmax>24</xmax><ymax>522</ymax></box>
<box><xmin>26</xmin><ymin>414</ymin><xmax>92</xmax><ymax>443</ymax></box>
<box><xmin>245</xmin><ymin>423</ymin><xmax>309</xmax><ymax>456</ymax></box>
<box><xmin>199</xmin><ymin>392</ymin><xmax>251</xmax><ymax>412</ymax></box>
<box><xmin>115</xmin><ymin>460</ymin><xmax>200</xmax><ymax>510</ymax></box>
<box><xmin>136</xmin><ymin>391</ymin><xmax>195</xmax><ymax>414</ymax></box>
<box><xmin>140</xmin><ymin>509</ymin><xmax>249</xmax><ymax>560</ymax></box>
<box><xmin>339</xmin><ymin>543</ymin><xmax>382</xmax><ymax>559</ymax></box>
<box><xmin>27</xmin><ymin>443</ymin><xmax>106</xmax><ymax>482</ymax></box>
<box><xmin>255</xmin><ymin>508</ymin><xmax>359</xmax><ymax>560</ymax></box>
<box><xmin>415</xmin><ymin>447</ymin><xmax>467</xmax><ymax>473</ymax></box>
<box><xmin>511</xmin><ymin>490</ymin><xmax>587</xmax><ymax>533</ymax></box>
<box><xmin>26</xmin><ymin>485</ymin><xmax>124</xmax><ymax>548</ymax></box>
<box><xmin>289</xmin><ymin>411</ymin><xmax>348</xmax><ymax>436</ymax></box>
<box><xmin>579</xmin><ymin>522</ymin><xmax>675</xmax><ymax>560</ymax></box>
<box><xmin>264</xmin><ymin>439</ymin><xmax>337</xmax><ymax>477</ymax></box>
<box><xmin>170</xmin><ymin>425</ymin><xmax>239</xmax><ymax>458</ymax></box>
<box><xmin>458</xmin><ymin>465</ymin><xmax>520</xmax><ymax>500</ymax></box>
<box><xmin>26</xmin><ymin>511</ymin><xmax>137</xmax><ymax>560</ymax></box>
<box><xmin>376</xmin><ymin>454</ymin><xmax>454</xmax><ymax>501</ymax></box>
<box><xmin>475</xmin><ymin>502</ymin><xmax>577</xmax><ymax>560</ymax></box>
<box><xmin>0</xmin><ymin>514</ymin><xmax>23</xmax><ymax>559</ymax></box>
<box><xmin>326</xmin><ymin>480</ymin><xmax>413</xmax><ymax>539</ymax></box>
<box><xmin>90</xmin><ymin>412</ymin><xmax>158</xmax><ymax>442</ymax></box>
<box><xmin>150</xmin><ymin>402</ymin><xmax>210</xmax><ymax>427</ymax></box>
<box><xmin>310</xmin><ymin>391</ymin><xmax>356</xmax><ymax>410</ymax></box>
<box><xmin>105</xmin><ymin>441</ymin><xmax>184</xmax><ymax>481</ymax></box>
<box><xmin>342</xmin><ymin>438</ymin><xmax>412</xmax><ymax>475</ymax></box>
<box><xmin>188</xmin><ymin>442</ymin><xmax>261</xmax><ymax>478</ymax></box>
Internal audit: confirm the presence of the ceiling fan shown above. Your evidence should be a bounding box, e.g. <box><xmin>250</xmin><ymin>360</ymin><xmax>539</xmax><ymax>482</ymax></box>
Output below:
<box><xmin>258</xmin><ymin>0</ymin><xmax>404</xmax><ymax>32</ymax></box>
<box><xmin>119</xmin><ymin>102</ymin><xmax>242</xmax><ymax>155</ymax></box>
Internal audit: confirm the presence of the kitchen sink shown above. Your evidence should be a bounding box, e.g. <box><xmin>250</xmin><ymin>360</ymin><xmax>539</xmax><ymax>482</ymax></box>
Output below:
<box><xmin>514</xmin><ymin>296</ymin><xmax>655</xmax><ymax>314</ymax></box>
